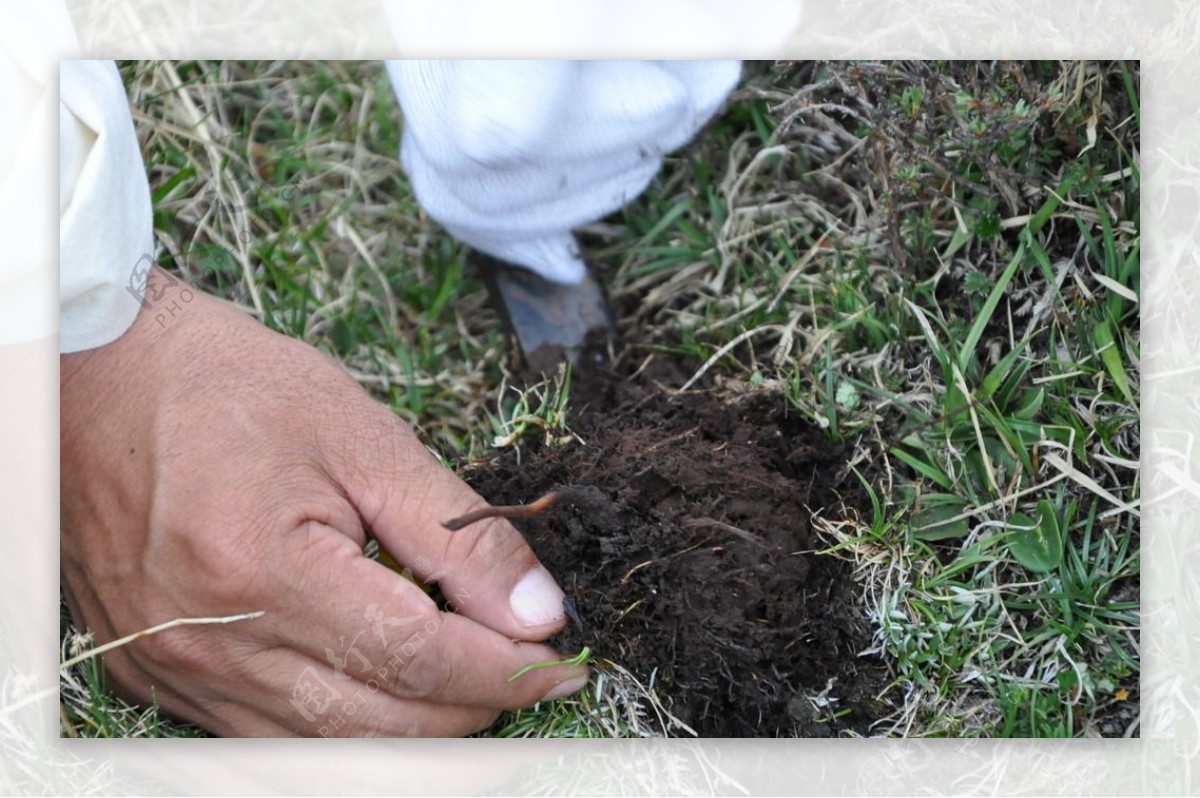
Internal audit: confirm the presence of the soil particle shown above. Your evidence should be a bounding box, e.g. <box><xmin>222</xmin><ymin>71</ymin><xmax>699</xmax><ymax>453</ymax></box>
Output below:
<box><xmin>459</xmin><ymin>361</ymin><xmax>895</xmax><ymax>737</ymax></box>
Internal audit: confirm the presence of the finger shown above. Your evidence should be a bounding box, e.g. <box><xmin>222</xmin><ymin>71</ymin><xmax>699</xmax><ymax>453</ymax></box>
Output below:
<box><xmin>323</xmin><ymin>413</ymin><xmax>571</xmax><ymax>642</ymax></box>
<box><xmin>270</xmin><ymin>526</ymin><xmax>588</xmax><ymax>711</ymax></box>
<box><xmin>193</xmin><ymin>646</ymin><xmax>500</xmax><ymax>737</ymax></box>
<box><xmin>194</xmin><ymin>699</ymin><xmax>301</xmax><ymax>738</ymax></box>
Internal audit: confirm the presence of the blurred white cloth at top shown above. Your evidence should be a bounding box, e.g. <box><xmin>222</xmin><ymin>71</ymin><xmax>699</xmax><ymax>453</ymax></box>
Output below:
<box><xmin>386</xmin><ymin>59</ymin><xmax>742</xmax><ymax>283</ymax></box>
<box><xmin>380</xmin><ymin>1</ymin><xmax>803</xmax><ymax>58</ymax></box>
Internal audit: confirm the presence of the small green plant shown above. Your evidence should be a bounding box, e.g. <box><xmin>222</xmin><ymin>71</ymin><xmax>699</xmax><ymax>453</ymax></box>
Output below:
<box><xmin>507</xmin><ymin>647</ymin><xmax>593</xmax><ymax>683</ymax></box>
<box><xmin>489</xmin><ymin>363</ymin><xmax>580</xmax><ymax>450</ymax></box>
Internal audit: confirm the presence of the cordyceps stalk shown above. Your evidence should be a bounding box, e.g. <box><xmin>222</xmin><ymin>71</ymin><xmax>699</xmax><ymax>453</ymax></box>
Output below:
<box><xmin>441</xmin><ymin>487</ymin><xmax>592</xmax><ymax>635</ymax></box>
<box><xmin>440</xmin><ymin>487</ymin><xmax>593</xmax><ymax>532</ymax></box>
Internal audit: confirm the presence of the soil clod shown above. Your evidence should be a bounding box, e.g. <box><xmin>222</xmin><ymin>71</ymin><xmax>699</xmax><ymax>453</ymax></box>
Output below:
<box><xmin>461</xmin><ymin>365</ymin><xmax>896</xmax><ymax>737</ymax></box>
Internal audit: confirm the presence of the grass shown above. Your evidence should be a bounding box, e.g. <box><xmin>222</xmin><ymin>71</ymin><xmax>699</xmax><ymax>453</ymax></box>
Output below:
<box><xmin>60</xmin><ymin>59</ymin><xmax>1140</xmax><ymax>738</ymax></box>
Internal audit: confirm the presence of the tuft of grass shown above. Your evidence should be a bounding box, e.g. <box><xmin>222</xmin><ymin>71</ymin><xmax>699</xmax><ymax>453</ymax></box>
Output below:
<box><xmin>487</xmin><ymin>363</ymin><xmax>581</xmax><ymax>452</ymax></box>
<box><xmin>58</xmin><ymin>601</ymin><xmax>209</xmax><ymax>738</ymax></box>
<box><xmin>491</xmin><ymin>657</ymin><xmax>695</xmax><ymax>739</ymax></box>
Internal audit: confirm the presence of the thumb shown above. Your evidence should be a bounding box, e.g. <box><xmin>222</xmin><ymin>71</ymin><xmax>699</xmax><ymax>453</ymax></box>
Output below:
<box><xmin>328</xmin><ymin>413</ymin><xmax>570</xmax><ymax>643</ymax></box>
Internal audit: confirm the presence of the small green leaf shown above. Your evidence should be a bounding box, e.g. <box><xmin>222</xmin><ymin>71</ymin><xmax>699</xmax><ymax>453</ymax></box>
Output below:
<box><xmin>1094</xmin><ymin>320</ymin><xmax>1136</xmax><ymax>407</ymax></box>
<box><xmin>965</xmin><ymin>437</ymin><xmax>1019</xmax><ymax>495</ymax></box>
<box><xmin>944</xmin><ymin>376</ymin><xmax>970</xmax><ymax>421</ymax></box>
<box><xmin>958</xmin><ymin>241</ymin><xmax>1025</xmax><ymax>373</ymax></box>
<box><xmin>962</xmin><ymin>271</ymin><xmax>992</xmax><ymax>296</ymax></box>
<box><xmin>1028</xmin><ymin>165</ymin><xmax>1083</xmax><ymax>234</ymax></box>
<box><xmin>892</xmin><ymin>447</ymin><xmax>954</xmax><ymax>491</ymax></box>
<box><xmin>151</xmin><ymin>165</ymin><xmax>197</xmax><ymax>204</ymax></box>
<box><xmin>1007</xmin><ymin>502</ymin><xmax>1063</xmax><ymax>573</ymax></box>
<box><xmin>330</xmin><ymin>317</ymin><xmax>357</xmax><ymax>352</ymax></box>
<box><xmin>982</xmin><ymin>341</ymin><xmax>1032</xmax><ymax>405</ymax></box>
<box><xmin>1012</xmin><ymin>386</ymin><xmax>1045</xmax><ymax>420</ymax></box>
<box><xmin>911</xmin><ymin>498</ymin><xmax>971</xmax><ymax>541</ymax></box>
<box><xmin>974</xmin><ymin>211</ymin><xmax>1002</xmax><ymax>239</ymax></box>
<box><xmin>941</xmin><ymin>224</ymin><xmax>974</xmax><ymax>262</ymax></box>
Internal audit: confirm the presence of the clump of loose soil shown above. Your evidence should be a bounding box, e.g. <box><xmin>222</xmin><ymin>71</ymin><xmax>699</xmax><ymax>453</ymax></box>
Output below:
<box><xmin>460</xmin><ymin>359</ymin><xmax>895</xmax><ymax>737</ymax></box>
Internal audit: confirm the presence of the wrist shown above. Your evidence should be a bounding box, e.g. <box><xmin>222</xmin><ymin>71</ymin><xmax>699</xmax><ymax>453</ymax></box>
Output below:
<box><xmin>61</xmin><ymin>269</ymin><xmax>206</xmax><ymax>432</ymax></box>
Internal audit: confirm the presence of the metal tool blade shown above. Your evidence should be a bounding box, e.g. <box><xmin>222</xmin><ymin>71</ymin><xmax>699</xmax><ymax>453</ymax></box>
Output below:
<box><xmin>472</xmin><ymin>251</ymin><xmax>616</xmax><ymax>375</ymax></box>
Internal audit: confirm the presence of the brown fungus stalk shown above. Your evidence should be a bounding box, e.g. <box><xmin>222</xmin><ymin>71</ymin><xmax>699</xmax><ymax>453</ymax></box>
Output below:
<box><xmin>440</xmin><ymin>487</ymin><xmax>593</xmax><ymax>532</ymax></box>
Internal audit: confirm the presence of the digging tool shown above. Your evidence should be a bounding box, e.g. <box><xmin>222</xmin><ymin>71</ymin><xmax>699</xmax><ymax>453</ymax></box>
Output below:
<box><xmin>471</xmin><ymin>249</ymin><xmax>616</xmax><ymax>375</ymax></box>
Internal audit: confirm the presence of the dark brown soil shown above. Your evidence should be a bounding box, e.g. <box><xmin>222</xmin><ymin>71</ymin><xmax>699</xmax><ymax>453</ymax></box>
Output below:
<box><xmin>459</xmin><ymin>357</ymin><xmax>897</xmax><ymax>737</ymax></box>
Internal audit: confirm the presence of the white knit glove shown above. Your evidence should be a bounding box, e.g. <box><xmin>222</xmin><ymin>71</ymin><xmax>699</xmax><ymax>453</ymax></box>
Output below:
<box><xmin>385</xmin><ymin>60</ymin><xmax>742</xmax><ymax>284</ymax></box>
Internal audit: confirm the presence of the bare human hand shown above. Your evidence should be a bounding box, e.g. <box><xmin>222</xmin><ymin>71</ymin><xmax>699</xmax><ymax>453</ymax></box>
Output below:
<box><xmin>60</xmin><ymin>273</ymin><xmax>587</xmax><ymax>737</ymax></box>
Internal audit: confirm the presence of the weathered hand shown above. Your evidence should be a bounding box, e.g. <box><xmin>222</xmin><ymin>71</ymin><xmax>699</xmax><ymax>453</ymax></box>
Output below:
<box><xmin>60</xmin><ymin>274</ymin><xmax>587</xmax><ymax>736</ymax></box>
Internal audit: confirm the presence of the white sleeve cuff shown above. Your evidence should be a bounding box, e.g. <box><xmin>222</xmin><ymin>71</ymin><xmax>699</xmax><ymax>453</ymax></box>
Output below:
<box><xmin>58</xmin><ymin>60</ymin><xmax>153</xmax><ymax>354</ymax></box>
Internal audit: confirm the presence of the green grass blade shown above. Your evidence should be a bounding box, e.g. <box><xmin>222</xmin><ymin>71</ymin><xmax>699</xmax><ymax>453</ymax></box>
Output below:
<box><xmin>957</xmin><ymin>240</ymin><xmax>1025</xmax><ymax>373</ymax></box>
<box><xmin>1094</xmin><ymin>320</ymin><xmax>1136</xmax><ymax>407</ymax></box>
<box><xmin>891</xmin><ymin>447</ymin><xmax>954</xmax><ymax>491</ymax></box>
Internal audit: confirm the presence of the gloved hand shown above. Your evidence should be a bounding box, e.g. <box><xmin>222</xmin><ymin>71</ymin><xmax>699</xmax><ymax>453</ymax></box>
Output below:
<box><xmin>386</xmin><ymin>59</ymin><xmax>742</xmax><ymax>284</ymax></box>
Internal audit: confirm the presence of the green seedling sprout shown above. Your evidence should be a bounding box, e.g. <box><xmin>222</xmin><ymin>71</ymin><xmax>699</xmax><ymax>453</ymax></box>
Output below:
<box><xmin>507</xmin><ymin>646</ymin><xmax>592</xmax><ymax>683</ymax></box>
